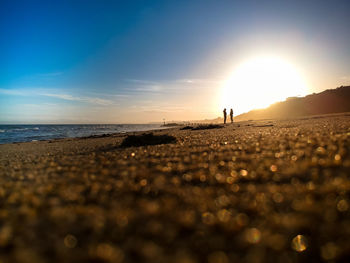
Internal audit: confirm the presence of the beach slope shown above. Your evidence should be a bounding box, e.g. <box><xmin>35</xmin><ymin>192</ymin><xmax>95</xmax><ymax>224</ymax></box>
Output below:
<box><xmin>1</xmin><ymin>114</ymin><xmax>350</xmax><ymax>262</ymax></box>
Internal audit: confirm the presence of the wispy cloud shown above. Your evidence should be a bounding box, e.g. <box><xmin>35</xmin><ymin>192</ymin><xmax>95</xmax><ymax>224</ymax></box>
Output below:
<box><xmin>36</xmin><ymin>72</ymin><xmax>63</xmax><ymax>77</ymax></box>
<box><xmin>126</xmin><ymin>78</ymin><xmax>222</xmax><ymax>86</ymax></box>
<box><xmin>0</xmin><ymin>88</ymin><xmax>114</xmax><ymax>106</ymax></box>
<box><xmin>340</xmin><ymin>76</ymin><xmax>350</xmax><ymax>82</ymax></box>
<box><xmin>21</xmin><ymin>103</ymin><xmax>58</xmax><ymax>108</ymax></box>
<box><xmin>124</xmin><ymin>79</ymin><xmax>163</xmax><ymax>93</ymax></box>
<box><xmin>175</xmin><ymin>78</ymin><xmax>223</xmax><ymax>84</ymax></box>
<box><xmin>122</xmin><ymin>78</ymin><xmax>222</xmax><ymax>95</ymax></box>
<box><xmin>129</xmin><ymin>104</ymin><xmax>188</xmax><ymax>113</ymax></box>
<box><xmin>86</xmin><ymin>91</ymin><xmax>130</xmax><ymax>99</ymax></box>
<box><xmin>133</xmin><ymin>85</ymin><xmax>162</xmax><ymax>92</ymax></box>
<box><xmin>42</xmin><ymin>93</ymin><xmax>114</xmax><ymax>105</ymax></box>
<box><xmin>109</xmin><ymin>94</ymin><xmax>130</xmax><ymax>98</ymax></box>
<box><xmin>23</xmin><ymin>72</ymin><xmax>64</xmax><ymax>81</ymax></box>
<box><xmin>124</xmin><ymin>79</ymin><xmax>158</xmax><ymax>85</ymax></box>
<box><xmin>0</xmin><ymin>88</ymin><xmax>27</xmax><ymax>96</ymax></box>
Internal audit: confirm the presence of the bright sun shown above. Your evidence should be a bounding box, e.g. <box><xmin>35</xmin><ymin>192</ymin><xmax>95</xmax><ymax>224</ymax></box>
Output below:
<box><xmin>221</xmin><ymin>56</ymin><xmax>308</xmax><ymax>115</ymax></box>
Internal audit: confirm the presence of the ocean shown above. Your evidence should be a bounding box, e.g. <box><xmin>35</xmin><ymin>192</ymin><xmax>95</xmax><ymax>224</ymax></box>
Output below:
<box><xmin>0</xmin><ymin>124</ymin><xmax>163</xmax><ymax>144</ymax></box>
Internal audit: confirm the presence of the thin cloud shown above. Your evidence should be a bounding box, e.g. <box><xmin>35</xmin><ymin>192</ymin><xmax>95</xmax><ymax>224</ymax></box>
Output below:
<box><xmin>0</xmin><ymin>88</ymin><xmax>27</xmax><ymax>96</ymax></box>
<box><xmin>125</xmin><ymin>80</ymin><xmax>162</xmax><ymax>92</ymax></box>
<box><xmin>109</xmin><ymin>94</ymin><xmax>130</xmax><ymax>98</ymax></box>
<box><xmin>133</xmin><ymin>85</ymin><xmax>162</xmax><ymax>92</ymax></box>
<box><xmin>0</xmin><ymin>88</ymin><xmax>114</xmax><ymax>106</ymax></box>
<box><xmin>120</xmin><ymin>78</ymin><xmax>222</xmax><ymax>96</ymax></box>
<box><xmin>85</xmin><ymin>91</ymin><xmax>130</xmax><ymax>98</ymax></box>
<box><xmin>21</xmin><ymin>103</ymin><xmax>58</xmax><ymax>108</ymax></box>
<box><xmin>124</xmin><ymin>79</ymin><xmax>158</xmax><ymax>85</ymax></box>
<box><xmin>36</xmin><ymin>72</ymin><xmax>63</xmax><ymax>77</ymax></box>
<box><xmin>340</xmin><ymin>76</ymin><xmax>350</xmax><ymax>82</ymax></box>
<box><xmin>175</xmin><ymin>78</ymin><xmax>223</xmax><ymax>84</ymax></box>
<box><xmin>129</xmin><ymin>104</ymin><xmax>188</xmax><ymax>113</ymax></box>
<box><xmin>42</xmin><ymin>93</ymin><xmax>114</xmax><ymax>105</ymax></box>
<box><xmin>126</xmin><ymin>78</ymin><xmax>222</xmax><ymax>85</ymax></box>
<box><xmin>123</xmin><ymin>78</ymin><xmax>223</xmax><ymax>94</ymax></box>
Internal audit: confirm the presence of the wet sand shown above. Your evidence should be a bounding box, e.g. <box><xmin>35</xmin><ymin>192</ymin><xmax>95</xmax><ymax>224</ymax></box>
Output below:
<box><xmin>1</xmin><ymin>114</ymin><xmax>350</xmax><ymax>263</ymax></box>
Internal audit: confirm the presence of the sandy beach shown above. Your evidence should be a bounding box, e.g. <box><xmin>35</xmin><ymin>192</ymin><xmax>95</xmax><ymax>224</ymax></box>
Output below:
<box><xmin>1</xmin><ymin>114</ymin><xmax>350</xmax><ymax>263</ymax></box>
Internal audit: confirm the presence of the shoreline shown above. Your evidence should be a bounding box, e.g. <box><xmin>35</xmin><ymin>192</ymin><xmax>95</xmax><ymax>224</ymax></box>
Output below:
<box><xmin>0</xmin><ymin>124</ymin><xmax>170</xmax><ymax>145</ymax></box>
<box><xmin>2</xmin><ymin>112</ymin><xmax>350</xmax><ymax>145</ymax></box>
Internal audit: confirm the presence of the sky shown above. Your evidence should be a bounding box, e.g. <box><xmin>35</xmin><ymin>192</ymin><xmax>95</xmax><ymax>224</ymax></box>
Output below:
<box><xmin>1</xmin><ymin>0</ymin><xmax>350</xmax><ymax>124</ymax></box>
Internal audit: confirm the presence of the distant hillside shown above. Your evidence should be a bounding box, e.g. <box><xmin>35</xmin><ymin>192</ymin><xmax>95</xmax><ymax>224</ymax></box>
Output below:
<box><xmin>234</xmin><ymin>86</ymin><xmax>350</xmax><ymax>121</ymax></box>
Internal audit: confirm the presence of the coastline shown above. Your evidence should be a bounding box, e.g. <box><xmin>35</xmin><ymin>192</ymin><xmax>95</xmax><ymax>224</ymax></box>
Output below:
<box><xmin>0</xmin><ymin>124</ymin><xmax>167</xmax><ymax>145</ymax></box>
<box><xmin>1</xmin><ymin>114</ymin><xmax>350</xmax><ymax>262</ymax></box>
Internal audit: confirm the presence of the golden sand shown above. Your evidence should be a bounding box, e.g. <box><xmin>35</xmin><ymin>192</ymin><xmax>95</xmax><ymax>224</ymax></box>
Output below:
<box><xmin>1</xmin><ymin>114</ymin><xmax>350</xmax><ymax>262</ymax></box>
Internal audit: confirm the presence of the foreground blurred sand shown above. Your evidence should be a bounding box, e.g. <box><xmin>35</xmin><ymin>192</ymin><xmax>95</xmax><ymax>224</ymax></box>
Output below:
<box><xmin>1</xmin><ymin>114</ymin><xmax>350</xmax><ymax>263</ymax></box>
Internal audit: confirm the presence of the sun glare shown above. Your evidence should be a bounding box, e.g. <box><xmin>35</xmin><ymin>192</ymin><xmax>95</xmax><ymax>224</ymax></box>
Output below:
<box><xmin>221</xmin><ymin>56</ymin><xmax>308</xmax><ymax>115</ymax></box>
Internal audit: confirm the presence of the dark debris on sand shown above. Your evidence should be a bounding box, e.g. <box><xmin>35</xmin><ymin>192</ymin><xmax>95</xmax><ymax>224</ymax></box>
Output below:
<box><xmin>182</xmin><ymin>124</ymin><xmax>224</xmax><ymax>130</ymax></box>
<box><xmin>180</xmin><ymin>125</ymin><xmax>193</xmax><ymax>130</ymax></box>
<box><xmin>253</xmin><ymin>124</ymin><xmax>274</xmax><ymax>127</ymax></box>
<box><xmin>120</xmin><ymin>133</ymin><xmax>177</xmax><ymax>147</ymax></box>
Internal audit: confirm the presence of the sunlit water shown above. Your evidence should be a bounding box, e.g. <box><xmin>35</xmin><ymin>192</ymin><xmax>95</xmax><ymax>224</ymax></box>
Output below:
<box><xmin>0</xmin><ymin>124</ymin><xmax>164</xmax><ymax>144</ymax></box>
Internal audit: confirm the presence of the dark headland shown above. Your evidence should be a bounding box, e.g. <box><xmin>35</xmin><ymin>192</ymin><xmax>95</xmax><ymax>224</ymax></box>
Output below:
<box><xmin>1</xmin><ymin>113</ymin><xmax>350</xmax><ymax>262</ymax></box>
<box><xmin>234</xmin><ymin>86</ymin><xmax>350</xmax><ymax>121</ymax></box>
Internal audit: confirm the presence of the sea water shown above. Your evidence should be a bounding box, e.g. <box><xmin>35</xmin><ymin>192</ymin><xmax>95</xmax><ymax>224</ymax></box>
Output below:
<box><xmin>0</xmin><ymin>124</ymin><xmax>163</xmax><ymax>144</ymax></box>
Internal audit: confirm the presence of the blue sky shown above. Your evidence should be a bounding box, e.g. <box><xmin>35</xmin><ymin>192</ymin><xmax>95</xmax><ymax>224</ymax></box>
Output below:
<box><xmin>1</xmin><ymin>0</ymin><xmax>350</xmax><ymax>123</ymax></box>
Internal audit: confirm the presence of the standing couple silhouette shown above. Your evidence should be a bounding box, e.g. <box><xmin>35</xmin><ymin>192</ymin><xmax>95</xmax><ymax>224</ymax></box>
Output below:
<box><xmin>223</xmin><ymin>108</ymin><xmax>233</xmax><ymax>124</ymax></box>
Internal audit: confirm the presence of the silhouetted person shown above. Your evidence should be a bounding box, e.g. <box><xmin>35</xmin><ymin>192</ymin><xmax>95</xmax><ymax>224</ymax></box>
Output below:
<box><xmin>230</xmin><ymin>108</ymin><xmax>233</xmax><ymax>123</ymax></box>
<box><xmin>223</xmin><ymin>108</ymin><xmax>227</xmax><ymax>124</ymax></box>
